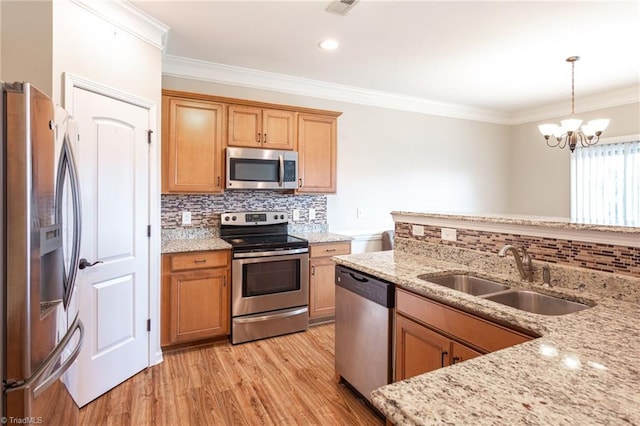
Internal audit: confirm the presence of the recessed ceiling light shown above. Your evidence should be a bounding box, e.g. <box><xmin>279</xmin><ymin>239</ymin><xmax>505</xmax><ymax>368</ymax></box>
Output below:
<box><xmin>318</xmin><ymin>39</ymin><xmax>340</xmax><ymax>50</ymax></box>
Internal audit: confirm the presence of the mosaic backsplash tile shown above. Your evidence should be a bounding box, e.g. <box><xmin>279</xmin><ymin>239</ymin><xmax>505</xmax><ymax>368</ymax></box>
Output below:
<box><xmin>161</xmin><ymin>191</ymin><xmax>328</xmax><ymax>232</ymax></box>
<box><xmin>395</xmin><ymin>222</ymin><xmax>640</xmax><ymax>278</ymax></box>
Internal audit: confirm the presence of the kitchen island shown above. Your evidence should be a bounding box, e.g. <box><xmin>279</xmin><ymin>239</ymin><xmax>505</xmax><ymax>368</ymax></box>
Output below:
<box><xmin>333</xmin><ymin>248</ymin><xmax>640</xmax><ymax>425</ymax></box>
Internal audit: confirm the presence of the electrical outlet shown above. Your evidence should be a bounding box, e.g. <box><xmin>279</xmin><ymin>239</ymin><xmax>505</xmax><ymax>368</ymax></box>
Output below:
<box><xmin>441</xmin><ymin>227</ymin><xmax>457</xmax><ymax>241</ymax></box>
<box><xmin>412</xmin><ymin>225</ymin><xmax>424</xmax><ymax>236</ymax></box>
<box><xmin>357</xmin><ymin>208</ymin><xmax>365</xmax><ymax>219</ymax></box>
<box><xmin>181</xmin><ymin>211</ymin><xmax>192</xmax><ymax>226</ymax></box>
<box><xmin>309</xmin><ymin>208</ymin><xmax>316</xmax><ymax>220</ymax></box>
<box><xmin>292</xmin><ymin>209</ymin><xmax>301</xmax><ymax>221</ymax></box>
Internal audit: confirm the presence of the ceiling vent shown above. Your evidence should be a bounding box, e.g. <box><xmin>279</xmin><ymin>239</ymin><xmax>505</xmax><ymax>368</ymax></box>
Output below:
<box><xmin>326</xmin><ymin>0</ymin><xmax>359</xmax><ymax>16</ymax></box>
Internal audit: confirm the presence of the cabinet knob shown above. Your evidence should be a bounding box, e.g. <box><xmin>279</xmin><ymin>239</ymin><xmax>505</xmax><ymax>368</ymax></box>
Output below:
<box><xmin>257</xmin><ymin>133</ymin><xmax>261</xmax><ymax>143</ymax></box>
<box><xmin>298</xmin><ymin>178</ymin><xmax>302</xmax><ymax>187</ymax></box>
<box><xmin>264</xmin><ymin>133</ymin><xmax>267</xmax><ymax>143</ymax></box>
<box><xmin>311</xmin><ymin>265</ymin><xmax>316</xmax><ymax>275</ymax></box>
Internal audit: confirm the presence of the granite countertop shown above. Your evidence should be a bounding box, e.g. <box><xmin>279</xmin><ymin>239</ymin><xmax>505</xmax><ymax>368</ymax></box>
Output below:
<box><xmin>161</xmin><ymin>237</ymin><xmax>231</xmax><ymax>254</ymax></box>
<box><xmin>391</xmin><ymin>210</ymin><xmax>640</xmax><ymax>233</ymax></box>
<box><xmin>161</xmin><ymin>231</ymin><xmax>351</xmax><ymax>253</ymax></box>
<box><xmin>292</xmin><ymin>232</ymin><xmax>353</xmax><ymax>244</ymax></box>
<box><xmin>332</xmin><ymin>250</ymin><xmax>640</xmax><ymax>425</ymax></box>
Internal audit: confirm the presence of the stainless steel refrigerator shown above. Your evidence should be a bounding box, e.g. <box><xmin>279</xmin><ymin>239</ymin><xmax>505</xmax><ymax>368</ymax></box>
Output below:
<box><xmin>1</xmin><ymin>82</ymin><xmax>84</xmax><ymax>424</ymax></box>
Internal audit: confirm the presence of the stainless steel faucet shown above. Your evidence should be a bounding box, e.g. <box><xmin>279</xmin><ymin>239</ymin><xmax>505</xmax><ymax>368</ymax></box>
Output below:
<box><xmin>498</xmin><ymin>245</ymin><xmax>533</xmax><ymax>282</ymax></box>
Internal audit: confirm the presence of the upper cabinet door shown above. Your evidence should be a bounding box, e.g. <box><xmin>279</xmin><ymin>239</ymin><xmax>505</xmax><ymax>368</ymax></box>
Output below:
<box><xmin>262</xmin><ymin>109</ymin><xmax>295</xmax><ymax>150</ymax></box>
<box><xmin>297</xmin><ymin>114</ymin><xmax>337</xmax><ymax>193</ymax></box>
<box><xmin>163</xmin><ymin>97</ymin><xmax>224</xmax><ymax>193</ymax></box>
<box><xmin>228</xmin><ymin>105</ymin><xmax>295</xmax><ymax>150</ymax></box>
<box><xmin>227</xmin><ymin>105</ymin><xmax>262</xmax><ymax>148</ymax></box>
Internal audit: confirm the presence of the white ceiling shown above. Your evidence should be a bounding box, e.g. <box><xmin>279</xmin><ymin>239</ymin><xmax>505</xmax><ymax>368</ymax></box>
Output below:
<box><xmin>132</xmin><ymin>0</ymin><xmax>640</xmax><ymax>119</ymax></box>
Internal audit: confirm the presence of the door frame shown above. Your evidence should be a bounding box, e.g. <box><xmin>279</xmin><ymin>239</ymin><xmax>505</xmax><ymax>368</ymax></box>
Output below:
<box><xmin>63</xmin><ymin>72</ymin><xmax>163</xmax><ymax>367</ymax></box>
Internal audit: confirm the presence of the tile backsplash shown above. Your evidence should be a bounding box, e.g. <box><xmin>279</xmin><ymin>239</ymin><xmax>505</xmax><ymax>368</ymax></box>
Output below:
<box><xmin>396</xmin><ymin>222</ymin><xmax>640</xmax><ymax>278</ymax></box>
<box><xmin>161</xmin><ymin>191</ymin><xmax>328</xmax><ymax>233</ymax></box>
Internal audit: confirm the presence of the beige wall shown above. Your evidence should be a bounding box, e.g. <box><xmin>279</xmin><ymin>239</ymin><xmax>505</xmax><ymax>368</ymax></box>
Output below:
<box><xmin>1</xmin><ymin>0</ymin><xmax>53</xmax><ymax>95</ymax></box>
<box><xmin>507</xmin><ymin>102</ymin><xmax>640</xmax><ymax>218</ymax></box>
<box><xmin>51</xmin><ymin>0</ymin><xmax>161</xmax><ymax>107</ymax></box>
<box><xmin>163</xmin><ymin>75</ymin><xmax>512</xmax><ymax>234</ymax></box>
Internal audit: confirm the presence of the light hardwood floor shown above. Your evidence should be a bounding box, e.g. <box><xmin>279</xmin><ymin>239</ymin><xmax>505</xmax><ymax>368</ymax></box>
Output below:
<box><xmin>79</xmin><ymin>323</ymin><xmax>384</xmax><ymax>425</ymax></box>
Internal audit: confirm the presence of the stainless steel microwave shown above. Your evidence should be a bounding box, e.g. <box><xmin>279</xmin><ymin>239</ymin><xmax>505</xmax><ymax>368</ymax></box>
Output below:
<box><xmin>226</xmin><ymin>147</ymin><xmax>298</xmax><ymax>190</ymax></box>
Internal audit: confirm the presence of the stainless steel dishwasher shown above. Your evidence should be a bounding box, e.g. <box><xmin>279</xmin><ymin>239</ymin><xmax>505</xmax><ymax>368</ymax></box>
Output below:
<box><xmin>335</xmin><ymin>265</ymin><xmax>394</xmax><ymax>404</ymax></box>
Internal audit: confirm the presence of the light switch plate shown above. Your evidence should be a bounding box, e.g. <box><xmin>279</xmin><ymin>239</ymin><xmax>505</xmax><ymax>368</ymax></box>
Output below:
<box><xmin>182</xmin><ymin>211</ymin><xmax>192</xmax><ymax>225</ymax></box>
<box><xmin>412</xmin><ymin>225</ymin><xmax>424</xmax><ymax>236</ymax></box>
<box><xmin>441</xmin><ymin>227</ymin><xmax>457</xmax><ymax>241</ymax></box>
<box><xmin>292</xmin><ymin>209</ymin><xmax>301</xmax><ymax>221</ymax></box>
<box><xmin>309</xmin><ymin>208</ymin><xmax>316</xmax><ymax>220</ymax></box>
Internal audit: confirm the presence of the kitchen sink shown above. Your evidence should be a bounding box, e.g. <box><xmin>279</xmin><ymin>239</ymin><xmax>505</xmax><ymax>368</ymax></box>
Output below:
<box><xmin>481</xmin><ymin>290</ymin><xmax>590</xmax><ymax>316</ymax></box>
<box><xmin>418</xmin><ymin>274</ymin><xmax>510</xmax><ymax>296</ymax></box>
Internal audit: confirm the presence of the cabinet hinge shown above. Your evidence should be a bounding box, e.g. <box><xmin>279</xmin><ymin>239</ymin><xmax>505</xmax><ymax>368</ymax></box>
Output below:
<box><xmin>147</xmin><ymin>319</ymin><xmax>151</xmax><ymax>332</ymax></box>
<box><xmin>147</xmin><ymin>129</ymin><xmax>153</xmax><ymax>144</ymax></box>
<box><xmin>147</xmin><ymin>225</ymin><xmax>151</xmax><ymax>237</ymax></box>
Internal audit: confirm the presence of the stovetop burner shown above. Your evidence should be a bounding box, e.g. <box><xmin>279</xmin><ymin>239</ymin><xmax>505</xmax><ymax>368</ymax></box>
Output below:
<box><xmin>221</xmin><ymin>233</ymin><xmax>308</xmax><ymax>252</ymax></box>
<box><xmin>220</xmin><ymin>210</ymin><xmax>308</xmax><ymax>253</ymax></box>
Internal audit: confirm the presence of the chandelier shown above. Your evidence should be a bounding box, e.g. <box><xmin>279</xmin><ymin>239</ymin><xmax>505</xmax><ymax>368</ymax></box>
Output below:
<box><xmin>538</xmin><ymin>56</ymin><xmax>610</xmax><ymax>153</ymax></box>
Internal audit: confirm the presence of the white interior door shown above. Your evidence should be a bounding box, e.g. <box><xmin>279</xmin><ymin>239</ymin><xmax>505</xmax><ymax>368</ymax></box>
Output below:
<box><xmin>64</xmin><ymin>87</ymin><xmax>150</xmax><ymax>407</ymax></box>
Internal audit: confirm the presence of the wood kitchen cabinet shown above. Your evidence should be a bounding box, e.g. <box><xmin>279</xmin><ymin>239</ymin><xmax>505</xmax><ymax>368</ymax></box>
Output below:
<box><xmin>309</xmin><ymin>241</ymin><xmax>351</xmax><ymax>322</ymax></box>
<box><xmin>395</xmin><ymin>288</ymin><xmax>532</xmax><ymax>381</ymax></box>
<box><xmin>161</xmin><ymin>250</ymin><xmax>231</xmax><ymax>347</ymax></box>
<box><xmin>162</xmin><ymin>94</ymin><xmax>225</xmax><ymax>193</ymax></box>
<box><xmin>297</xmin><ymin>114</ymin><xmax>337</xmax><ymax>193</ymax></box>
<box><xmin>227</xmin><ymin>105</ymin><xmax>295</xmax><ymax>150</ymax></box>
<box><xmin>161</xmin><ymin>89</ymin><xmax>341</xmax><ymax>194</ymax></box>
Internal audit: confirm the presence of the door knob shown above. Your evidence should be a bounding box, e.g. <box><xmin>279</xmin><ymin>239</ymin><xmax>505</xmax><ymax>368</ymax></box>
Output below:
<box><xmin>79</xmin><ymin>258</ymin><xmax>103</xmax><ymax>270</ymax></box>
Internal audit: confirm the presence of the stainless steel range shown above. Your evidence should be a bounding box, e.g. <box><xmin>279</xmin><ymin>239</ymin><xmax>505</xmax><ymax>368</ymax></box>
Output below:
<box><xmin>220</xmin><ymin>211</ymin><xmax>309</xmax><ymax>344</ymax></box>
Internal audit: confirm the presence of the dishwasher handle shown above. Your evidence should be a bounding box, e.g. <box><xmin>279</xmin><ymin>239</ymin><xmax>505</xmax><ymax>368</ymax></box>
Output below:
<box><xmin>336</xmin><ymin>265</ymin><xmax>394</xmax><ymax>308</ymax></box>
<box><xmin>347</xmin><ymin>271</ymin><xmax>369</xmax><ymax>283</ymax></box>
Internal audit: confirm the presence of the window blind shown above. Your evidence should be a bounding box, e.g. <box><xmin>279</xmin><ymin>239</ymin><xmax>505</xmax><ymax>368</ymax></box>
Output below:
<box><xmin>571</xmin><ymin>140</ymin><xmax>640</xmax><ymax>227</ymax></box>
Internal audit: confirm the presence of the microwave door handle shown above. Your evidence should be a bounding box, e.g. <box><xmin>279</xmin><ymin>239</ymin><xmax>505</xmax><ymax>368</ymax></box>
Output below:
<box><xmin>279</xmin><ymin>154</ymin><xmax>284</xmax><ymax>187</ymax></box>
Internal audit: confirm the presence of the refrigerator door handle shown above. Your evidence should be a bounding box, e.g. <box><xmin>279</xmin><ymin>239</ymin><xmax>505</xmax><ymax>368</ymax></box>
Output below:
<box><xmin>55</xmin><ymin>133</ymin><xmax>82</xmax><ymax>309</ymax></box>
<box><xmin>4</xmin><ymin>315</ymin><xmax>84</xmax><ymax>397</ymax></box>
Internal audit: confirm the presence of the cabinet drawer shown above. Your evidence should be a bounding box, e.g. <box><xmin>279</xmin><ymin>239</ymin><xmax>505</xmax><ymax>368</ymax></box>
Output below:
<box><xmin>396</xmin><ymin>288</ymin><xmax>532</xmax><ymax>353</ymax></box>
<box><xmin>310</xmin><ymin>241</ymin><xmax>351</xmax><ymax>258</ymax></box>
<box><xmin>170</xmin><ymin>250</ymin><xmax>229</xmax><ymax>271</ymax></box>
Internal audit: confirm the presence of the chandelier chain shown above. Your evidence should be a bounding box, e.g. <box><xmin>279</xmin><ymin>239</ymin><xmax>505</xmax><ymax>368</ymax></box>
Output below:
<box><xmin>571</xmin><ymin>59</ymin><xmax>575</xmax><ymax>115</ymax></box>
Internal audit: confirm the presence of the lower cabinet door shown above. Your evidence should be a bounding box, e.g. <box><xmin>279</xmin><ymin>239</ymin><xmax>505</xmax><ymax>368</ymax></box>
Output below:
<box><xmin>309</xmin><ymin>257</ymin><xmax>337</xmax><ymax>319</ymax></box>
<box><xmin>395</xmin><ymin>314</ymin><xmax>451</xmax><ymax>381</ymax></box>
<box><xmin>169</xmin><ymin>268</ymin><xmax>229</xmax><ymax>344</ymax></box>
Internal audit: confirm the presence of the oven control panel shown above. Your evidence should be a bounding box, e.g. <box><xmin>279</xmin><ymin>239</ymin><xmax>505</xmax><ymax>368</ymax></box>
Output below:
<box><xmin>221</xmin><ymin>211</ymin><xmax>288</xmax><ymax>226</ymax></box>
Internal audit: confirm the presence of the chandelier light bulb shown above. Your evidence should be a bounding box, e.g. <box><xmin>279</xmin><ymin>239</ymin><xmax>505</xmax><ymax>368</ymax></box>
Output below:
<box><xmin>588</xmin><ymin>119</ymin><xmax>610</xmax><ymax>133</ymax></box>
<box><xmin>561</xmin><ymin>118</ymin><xmax>583</xmax><ymax>133</ymax></box>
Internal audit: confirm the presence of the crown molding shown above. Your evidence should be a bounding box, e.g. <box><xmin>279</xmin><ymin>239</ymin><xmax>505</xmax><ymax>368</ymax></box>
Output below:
<box><xmin>162</xmin><ymin>55</ymin><xmax>512</xmax><ymax>125</ymax></box>
<box><xmin>69</xmin><ymin>0</ymin><xmax>169</xmax><ymax>50</ymax></box>
<box><xmin>509</xmin><ymin>85</ymin><xmax>640</xmax><ymax>125</ymax></box>
<box><xmin>163</xmin><ymin>55</ymin><xmax>639</xmax><ymax>126</ymax></box>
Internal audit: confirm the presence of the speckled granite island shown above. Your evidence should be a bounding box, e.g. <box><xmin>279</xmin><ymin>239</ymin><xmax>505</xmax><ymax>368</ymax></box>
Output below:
<box><xmin>333</xmin><ymin>212</ymin><xmax>640</xmax><ymax>425</ymax></box>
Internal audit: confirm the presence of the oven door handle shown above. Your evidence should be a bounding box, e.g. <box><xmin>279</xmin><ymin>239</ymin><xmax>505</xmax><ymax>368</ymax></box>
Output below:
<box><xmin>234</xmin><ymin>247</ymin><xmax>309</xmax><ymax>259</ymax></box>
<box><xmin>234</xmin><ymin>306</ymin><xmax>308</xmax><ymax>324</ymax></box>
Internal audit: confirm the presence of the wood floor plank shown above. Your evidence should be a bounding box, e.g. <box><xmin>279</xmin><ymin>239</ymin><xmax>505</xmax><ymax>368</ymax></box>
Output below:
<box><xmin>79</xmin><ymin>323</ymin><xmax>384</xmax><ymax>425</ymax></box>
